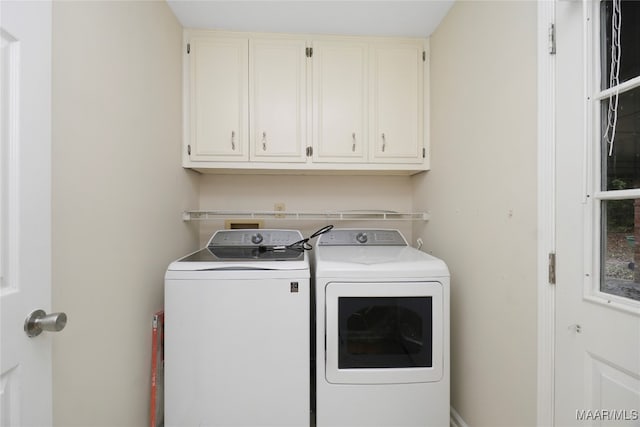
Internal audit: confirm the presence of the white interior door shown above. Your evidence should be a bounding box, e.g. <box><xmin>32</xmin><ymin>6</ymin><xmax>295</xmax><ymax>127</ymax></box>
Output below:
<box><xmin>0</xmin><ymin>1</ymin><xmax>55</xmax><ymax>425</ymax></box>
<box><xmin>555</xmin><ymin>1</ymin><xmax>640</xmax><ymax>425</ymax></box>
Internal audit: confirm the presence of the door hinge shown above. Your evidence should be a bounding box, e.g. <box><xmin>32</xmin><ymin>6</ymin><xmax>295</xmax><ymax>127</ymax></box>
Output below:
<box><xmin>422</xmin><ymin>147</ymin><xmax>426</xmax><ymax>158</ymax></box>
<box><xmin>187</xmin><ymin>43</ymin><xmax>191</xmax><ymax>54</ymax></box>
<box><xmin>422</xmin><ymin>51</ymin><xmax>426</xmax><ymax>62</ymax></box>
<box><xmin>548</xmin><ymin>23</ymin><xmax>556</xmax><ymax>55</ymax></box>
<box><xmin>306</xmin><ymin>146</ymin><xmax>313</xmax><ymax>157</ymax></box>
<box><xmin>305</xmin><ymin>47</ymin><xmax>313</xmax><ymax>58</ymax></box>
<box><xmin>548</xmin><ymin>252</ymin><xmax>556</xmax><ymax>285</ymax></box>
<box><xmin>187</xmin><ymin>144</ymin><xmax>191</xmax><ymax>156</ymax></box>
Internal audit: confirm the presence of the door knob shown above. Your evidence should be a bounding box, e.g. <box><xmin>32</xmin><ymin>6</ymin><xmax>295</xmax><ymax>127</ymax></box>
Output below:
<box><xmin>24</xmin><ymin>309</ymin><xmax>67</xmax><ymax>338</ymax></box>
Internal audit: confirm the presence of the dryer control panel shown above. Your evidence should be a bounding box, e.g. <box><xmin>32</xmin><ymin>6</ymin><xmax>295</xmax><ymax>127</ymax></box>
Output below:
<box><xmin>318</xmin><ymin>229</ymin><xmax>407</xmax><ymax>246</ymax></box>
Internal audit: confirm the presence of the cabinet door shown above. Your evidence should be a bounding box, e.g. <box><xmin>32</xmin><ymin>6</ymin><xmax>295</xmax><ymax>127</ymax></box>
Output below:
<box><xmin>250</xmin><ymin>38</ymin><xmax>307</xmax><ymax>163</ymax></box>
<box><xmin>370</xmin><ymin>43</ymin><xmax>424</xmax><ymax>163</ymax></box>
<box><xmin>188</xmin><ymin>35</ymin><xmax>248</xmax><ymax>161</ymax></box>
<box><xmin>312</xmin><ymin>41</ymin><xmax>368</xmax><ymax>163</ymax></box>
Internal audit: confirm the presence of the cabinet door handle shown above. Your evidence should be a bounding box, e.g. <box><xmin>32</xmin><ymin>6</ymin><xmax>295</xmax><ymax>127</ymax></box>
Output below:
<box><xmin>352</xmin><ymin>132</ymin><xmax>356</xmax><ymax>152</ymax></box>
<box><xmin>262</xmin><ymin>132</ymin><xmax>267</xmax><ymax>151</ymax></box>
<box><xmin>381</xmin><ymin>133</ymin><xmax>386</xmax><ymax>152</ymax></box>
<box><xmin>231</xmin><ymin>131</ymin><xmax>236</xmax><ymax>151</ymax></box>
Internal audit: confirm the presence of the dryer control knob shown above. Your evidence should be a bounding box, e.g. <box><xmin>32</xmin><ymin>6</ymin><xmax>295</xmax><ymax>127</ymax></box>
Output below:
<box><xmin>251</xmin><ymin>233</ymin><xmax>264</xmax><ymax>244</ymax></box>
<box><xmin>356</xmin><ymin>232</ymin><xmax>368</xmax><ymax>244</ymax></box>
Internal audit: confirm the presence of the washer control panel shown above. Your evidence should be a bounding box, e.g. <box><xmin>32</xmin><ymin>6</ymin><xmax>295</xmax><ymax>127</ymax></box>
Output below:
<box><xmin>208</xmin><ymin>229</ymin><xmax>303</xmax><ymax>247</ymax></box>
<box><xmin>318</xmin><ymin>229</ymin><xmax>407</xmax><ymax>246</ymax></box>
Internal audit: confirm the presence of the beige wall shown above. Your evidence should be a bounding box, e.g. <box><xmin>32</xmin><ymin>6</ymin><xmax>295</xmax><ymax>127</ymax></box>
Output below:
<box><xmin>52</xmin><ymin>2</ymin><xmax>199</xmax><ymax>426</ymax></box>
<box><xmin>412</xmin><ymin>1</ymin><xmax>538</xmax><ymax>426</ymax></box>
<box><xmin>198</xmin><ymin>174</ymin><xmax>414</xmax><ymax>244</ymax></box>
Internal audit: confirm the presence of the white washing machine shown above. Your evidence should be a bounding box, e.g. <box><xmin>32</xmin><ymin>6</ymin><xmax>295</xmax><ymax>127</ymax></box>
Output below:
<box><xmin>165</xmin><ymin>229</ymin><xmax>311</xmax><ymax>427</ymax></box>
<box><xmin>313</xmin><ymin>229</ymin><xmax>450</xmax><ymax>427</ymax></box>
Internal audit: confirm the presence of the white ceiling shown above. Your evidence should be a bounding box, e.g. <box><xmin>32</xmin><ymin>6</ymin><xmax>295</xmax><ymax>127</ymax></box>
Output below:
<box><xmin>166</xmin><ymin>1</ymin><xmax>455</xmax><ymax>38</ymax></box>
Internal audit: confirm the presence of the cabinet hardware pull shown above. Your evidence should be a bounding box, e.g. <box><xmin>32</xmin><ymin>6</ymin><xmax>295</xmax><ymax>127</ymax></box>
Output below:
<box><xmin>352</xmin><ymin>132</ymin><xmax>356</xmax><ymax>152</ymax></box>
<box><xmin>231</xmin><ymin>131</ymin><xmax>236</xmax><ymax>151</ymax></box>
<box><xmin>381</xmin><ymin>133</ymin><xmax>386</xmax><ymax>152</ymax></box>
<box><xmin>262</xmin><ymin>132</ymin><xmax>267</xmax><ymax>151</ymax></box>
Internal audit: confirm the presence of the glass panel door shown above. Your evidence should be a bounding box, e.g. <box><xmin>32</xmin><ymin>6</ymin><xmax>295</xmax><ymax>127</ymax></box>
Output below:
<box><xmin>596</xmin><ymin>0</ymin><xmax>640</xmax><ymax>304</ymax></box>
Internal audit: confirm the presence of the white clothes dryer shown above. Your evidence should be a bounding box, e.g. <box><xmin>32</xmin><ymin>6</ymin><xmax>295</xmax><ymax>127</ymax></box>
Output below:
<box><xmin>313</xmin><ymin>229</ymin><xmax>450</xmax><ymax>427</ymax></box>
<box><xmin>165</xmin><ymin>229</ymin><xmax>311</xmax><ymax>427</ymax></box>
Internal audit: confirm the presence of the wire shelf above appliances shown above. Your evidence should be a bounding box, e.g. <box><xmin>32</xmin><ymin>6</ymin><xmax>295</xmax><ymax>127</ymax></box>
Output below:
<box><xmin>182</xmin><ymin>210</ymin><xmax>430</xmax><ymax>222</ymax></box>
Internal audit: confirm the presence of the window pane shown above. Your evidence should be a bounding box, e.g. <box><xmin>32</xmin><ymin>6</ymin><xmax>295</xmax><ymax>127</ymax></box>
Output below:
<box><xmin>601</xmin><ymin>199</ymin><xmax>640</xmax><ymax>301</ymax></box>
<box><xmin>601</xmin><ymin>0</ymin><xmax>640</xmax><ymax>89</ymax></box>
<box><xmin>601</xmin><ymin>86</ymin><xmax>640</xmax><ymax>191</ymax></box>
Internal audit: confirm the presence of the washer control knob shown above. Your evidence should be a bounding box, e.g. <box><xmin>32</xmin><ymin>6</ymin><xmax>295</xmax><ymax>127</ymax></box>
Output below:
<box><xmin>251</xmin><ymin>233</ymin><xmax>264</xmax><ymax>244</ymax></box>
<box><xmin>356</xmin><ymin>232</ymin><xmax>368</xmax><ymax>244</ymax></box>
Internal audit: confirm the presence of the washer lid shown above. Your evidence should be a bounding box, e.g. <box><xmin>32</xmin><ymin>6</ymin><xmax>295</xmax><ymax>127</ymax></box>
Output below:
<box><xmin>182</xmin><ymin>246</ymin><xmax>304</xmax><ymax>262</ymax></box>
<box><xmin>167</xmin><ymin>250</ymin><xmax>309</xmax><ymax>271</ymax></box>
<box><xmin>168</xmin><ymin>229</ymin><xmax>310</xmax><ymax>271</ymax></box>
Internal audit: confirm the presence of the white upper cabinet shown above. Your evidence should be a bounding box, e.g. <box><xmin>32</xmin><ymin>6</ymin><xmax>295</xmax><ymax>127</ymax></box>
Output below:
<box><xmin>187</xmin><ymin>34</ymin><xmax>248</xmax><ymax>161</ymax></box>
<box><xmin>250</xmin><ymin>38</ymin><xmax>307</xmax><ymax>163</ymax></box>
<box><xmin>184</xmin><ymin>30</ymin><xmax>429</xmax><ymax>174</ymax></box>
<box><xmin>371</xmin><ymin>42</ymin><xmax>424</xmax><ymax>163</ymax></box>
<box><xmin>312</xmin><ymin>40</ymin><xmax>368</xmax><ymax>163</ymax></box>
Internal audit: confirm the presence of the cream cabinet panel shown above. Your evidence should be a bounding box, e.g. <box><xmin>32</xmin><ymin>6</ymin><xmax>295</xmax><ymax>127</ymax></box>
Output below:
<box><xmin>183</xmin><ymin>31</ymin><xmax>428</xmax><ymax>174</ymax></box>
<box><xmin>312</xmin><ymin>41</ymin><xmax>368</xmax><ymax>163</ymax></box>
<box><xmin>371</xmin><ymin>43</ymin><xmax>424</xmax><ymax>163</ymax></box>
<box><xmin>188</xmin><ymin>35</ymin><xmax>248</xmax><ymax>161</ymax></box>
<box><xmin>250</xmin><ymin>38</ymin><xmax>307</xmax><ymax>163</ymax></box>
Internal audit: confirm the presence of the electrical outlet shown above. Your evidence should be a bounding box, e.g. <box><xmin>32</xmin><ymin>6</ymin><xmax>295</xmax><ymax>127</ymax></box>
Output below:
<box><xmin>274</xmin><ymin>203</ymin><xmax>285</xmax><ymax>218</ymax></box>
